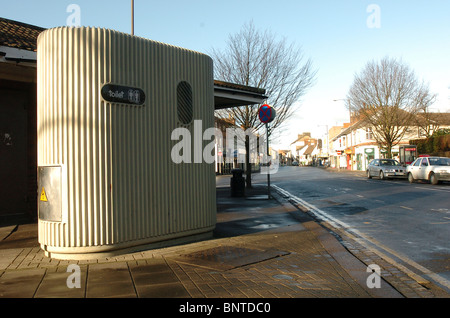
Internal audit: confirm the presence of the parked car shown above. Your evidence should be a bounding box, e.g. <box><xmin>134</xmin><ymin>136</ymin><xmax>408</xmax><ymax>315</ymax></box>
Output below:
<box><xmin>406</xmin><ymin>156</ymin><xmax>450</xmax><ymax>185</ymax></box>
<box><xmin>366</xmin><ymin>159</ymin><xmax>407</xmax><ymax>180</ymax></box>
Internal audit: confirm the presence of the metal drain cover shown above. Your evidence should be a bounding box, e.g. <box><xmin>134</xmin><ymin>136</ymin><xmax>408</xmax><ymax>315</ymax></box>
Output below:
<box><xmin>174</xmin><ymin>246</ymin><xmax>289</xmax><ymax>270</ymax></box>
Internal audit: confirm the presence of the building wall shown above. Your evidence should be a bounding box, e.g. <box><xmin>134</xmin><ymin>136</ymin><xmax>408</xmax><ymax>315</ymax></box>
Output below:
<box><xmin>0</xmin><ymin>72</ymin><xmax>37</xmax><ymax>224</ymax></box>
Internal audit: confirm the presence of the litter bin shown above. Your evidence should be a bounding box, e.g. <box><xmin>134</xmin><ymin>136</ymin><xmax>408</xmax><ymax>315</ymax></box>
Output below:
<box><xmin>230</xmin><ymin>169</ymin><xmax>245</xmax><ymax>197</ymax></box>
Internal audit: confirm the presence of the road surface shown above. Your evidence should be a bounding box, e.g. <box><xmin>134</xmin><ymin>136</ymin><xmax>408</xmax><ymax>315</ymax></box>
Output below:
<box><xmin>232</xmin><ymin>165</ymin><xmax>450</xmax><ymax>293</ymax></box>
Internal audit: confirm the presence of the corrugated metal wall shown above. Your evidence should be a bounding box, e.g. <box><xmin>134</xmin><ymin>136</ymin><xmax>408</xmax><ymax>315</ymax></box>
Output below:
<box><xmin>37</xmin><ymin>27</ymin><xmax>216</xmax><ymax>256</ymax></box>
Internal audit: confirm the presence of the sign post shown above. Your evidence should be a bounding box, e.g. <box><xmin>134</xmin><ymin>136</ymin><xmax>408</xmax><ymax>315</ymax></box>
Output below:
<box><xmin>258</xmin><ymin>104</ymin><xmax>276</xmax><ymax>199</ymax></box>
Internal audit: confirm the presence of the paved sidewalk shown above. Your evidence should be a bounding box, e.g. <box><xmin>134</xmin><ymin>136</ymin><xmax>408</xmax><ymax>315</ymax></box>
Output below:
<box><xmin>0</xmin><ymin>183</ymin><xmax>445</xmax><ymax>300</ymax></box>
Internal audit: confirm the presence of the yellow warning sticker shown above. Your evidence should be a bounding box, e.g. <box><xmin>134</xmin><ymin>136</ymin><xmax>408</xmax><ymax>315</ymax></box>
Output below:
<box><xmin>40</xmin><ymin>188</ymin><xmax>48</xmax><ymax>202</ymax></box>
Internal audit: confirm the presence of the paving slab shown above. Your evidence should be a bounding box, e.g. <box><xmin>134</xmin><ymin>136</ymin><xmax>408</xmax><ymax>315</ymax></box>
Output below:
<box><xmin>0</xmin><ymin>249</ymin><xmax>23</xmax><ymax>270</ymax></box>
<box><xmin>86</xmin><ymin>262</ymin><xmax>136</xmax><ymax>298</ymax></box>
<box><xmin>134</xmin><ymin>282</ymin><xmax>190</xmax><ymax>298</ymax></box>
<box><xmin>34</xmin><ymin>268</ymin><xmax>86</xmax><ymax>298</ymax></box>
<box><xmin>0</xmin><ymin>268</ymin><xmax>45</xmax><ymax>298</ymax></box>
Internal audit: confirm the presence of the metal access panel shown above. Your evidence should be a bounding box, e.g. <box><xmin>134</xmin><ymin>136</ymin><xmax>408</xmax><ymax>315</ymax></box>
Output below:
<box><xmin>38</xmin><ymin>166</ymin><xmax>62</xmax><ymax>222</ymax></box>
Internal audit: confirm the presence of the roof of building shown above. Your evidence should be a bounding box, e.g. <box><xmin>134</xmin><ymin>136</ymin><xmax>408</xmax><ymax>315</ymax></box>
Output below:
<box><xmin>0</xmin><ymin>17</ymin><xmax>45</xmax><ymax>51</ymax></box>
<box><xmin>213</xmin><ymin>80</ymin><xmax>266</xmax><ymax>95</ymax></box>
<box><xmin>303</xmin><ymin>144</ymin><xmax>317</xmax><ymax>155</ymax></box>
<box><xmin>332</xmin><ymin>110</ymin><xmax>450</xmax><ymax>142</ymax></box>
<box><xmin>290</xmin><ymin>132</ymin><xmax>312</xmax><ymax>145</ymax></box>
<box><xmin>296</xmin><ymin>145</ymin><xmax>307</xmax><ymax>151</ymax></box>
<box><xmin>416</xmin><ymin>112</ymin><xmax>450</xmax><ymax>125</ymax></box>
<box><xmin>213</xmin><ymin>80</ymin><xmax>267</xmax><ymax>109</ymax></box>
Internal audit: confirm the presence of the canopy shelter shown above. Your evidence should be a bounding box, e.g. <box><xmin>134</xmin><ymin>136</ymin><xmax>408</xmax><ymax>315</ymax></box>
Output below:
<box><xmin>214</xmin><ymin>80</ymin><xmax>267</xmax><ymax>110</ymax></box>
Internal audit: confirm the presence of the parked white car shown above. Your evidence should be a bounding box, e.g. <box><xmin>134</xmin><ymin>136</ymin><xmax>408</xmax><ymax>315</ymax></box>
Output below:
<box><xmin>406</xmin><ymin>156</ymin><xmax>450</xmax><ymax>185</ymax></box>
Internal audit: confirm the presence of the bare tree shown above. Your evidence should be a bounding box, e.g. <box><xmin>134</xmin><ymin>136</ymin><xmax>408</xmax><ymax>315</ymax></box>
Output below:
<box><xmin>415</xmin><ymin>107</ymin><xmax>440</xmax><ymax>138</ymax></box>
<box><xmin>346</xmin><ymin>56</ymin><xmax>436</xmax><ymax>158</ymax></box>
<box><xmin>211</xmin><ymin>22</ymin><xmax>316</xmax><ymax>187</ymax></box>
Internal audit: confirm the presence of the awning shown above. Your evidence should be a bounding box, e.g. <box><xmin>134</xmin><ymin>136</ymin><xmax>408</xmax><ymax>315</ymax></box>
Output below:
<box><xmin>345</xmin><ymin>147</ymin><xmax>355</xmax><ymax>155</ymax></box>
<box><xmin>214</xmin><ymin>80</ymin><xmax>267</xmax><ymax>110</ymax></box>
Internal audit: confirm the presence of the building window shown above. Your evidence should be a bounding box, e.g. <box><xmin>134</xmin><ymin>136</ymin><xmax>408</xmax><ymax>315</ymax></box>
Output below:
<box><xmin>366</xmin><ymin>127</ymin><xmax>373</xmax><ymax>140</ymax></box>
<box><xmin>177</xmin><ymin>81</ymin><xmax>193</xmax><ymax>125</ymax></box>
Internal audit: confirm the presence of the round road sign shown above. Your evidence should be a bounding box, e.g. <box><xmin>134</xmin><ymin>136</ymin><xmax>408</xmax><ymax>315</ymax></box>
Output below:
<box><xmin>259</xmin><ymin>104</ymin><xmax>276</xmax><ymax>124</ymax></box>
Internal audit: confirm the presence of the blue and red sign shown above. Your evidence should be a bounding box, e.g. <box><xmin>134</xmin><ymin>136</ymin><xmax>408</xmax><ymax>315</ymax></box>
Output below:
<box><xmin>258</xmin><ymin>104</ymin><xmax>276</xmax><ymax>124</ymax></box>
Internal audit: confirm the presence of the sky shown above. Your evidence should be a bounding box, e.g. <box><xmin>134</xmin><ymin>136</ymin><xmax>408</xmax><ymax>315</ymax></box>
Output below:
<box><xmin>2</xmin><ymin>0</ymin><xmax>450</xmax><ymax>149</ymax></box>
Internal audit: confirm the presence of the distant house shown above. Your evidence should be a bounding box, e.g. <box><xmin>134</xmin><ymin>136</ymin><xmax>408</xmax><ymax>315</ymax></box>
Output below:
<box><xmin>277</xmin><ymin>149</ymin><xmax>290</xmax><ymax>165</ymax></box>
<box><xmin>289</xmin><ymin>132</ymin><xmax>320</xmax><ymax>165</ymax></box>
<box><xmin>330</xmin><ymin>120</ymin><xmax>379</xmax><ymax>171</ymax></box>
<box><xmin>414</xmin><ymin>112</ymin><xmax>450</xmax><ymax>138</ymax></box>
<box><xmin>329</xmin><ymin>111</ymin><xmax>450</xmax><ymax>171</ymax></box>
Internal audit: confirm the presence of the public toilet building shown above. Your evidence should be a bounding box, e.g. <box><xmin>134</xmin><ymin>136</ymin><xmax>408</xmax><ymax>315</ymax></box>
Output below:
<box><xmin>37</xmin><ymin>26</ymin><xmax>219</xmax><ymax>259</ymax></box>
<box><xmin>0</xmin><ymin>18</ymin><xmax>266</xmax><ymax>259</ymax></box>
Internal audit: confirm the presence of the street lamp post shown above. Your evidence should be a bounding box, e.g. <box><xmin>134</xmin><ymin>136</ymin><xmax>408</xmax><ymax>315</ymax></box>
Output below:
<box><xmin>318</xmin><ymin>124</ymin><xmax>329</xmax><ymax>160</ymax></box>
<box><xmin>131</xmin><ymin>0</ymin><xmax>135</xmax><ymax>35</ymax></box>
<box><xmin>333</xmin><ymin>98</ymin><xmax>354</xmax><ymax>121</ymax></box>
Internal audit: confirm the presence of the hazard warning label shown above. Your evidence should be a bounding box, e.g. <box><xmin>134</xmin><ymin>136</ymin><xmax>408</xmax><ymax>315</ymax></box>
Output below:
<box><xmin>40</xmin><ymin>187</ymin><xmax>48</xmax><ymax>202</ymax></box>
<box><xmin>38</xmin><ymin>166</ymin><xmax>62</xmax><ymax>222</ymax></box>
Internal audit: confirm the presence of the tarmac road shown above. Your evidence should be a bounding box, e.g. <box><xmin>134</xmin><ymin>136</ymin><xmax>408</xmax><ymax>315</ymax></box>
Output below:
<box><xmin>264</xmin><ymin>165</ymin><xmax>450</xmax><ymax>294</ymax></box>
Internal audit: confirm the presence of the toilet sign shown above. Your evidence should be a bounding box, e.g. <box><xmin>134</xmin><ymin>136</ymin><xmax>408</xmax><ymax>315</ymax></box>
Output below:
<box><xmin>101</xmin><ymin>84</ymin><xmax>146</xmax><ymax>106</ymax></box>
<box><xmin>259</xmin><ymin>104</ymin><xmax>276</xmax><ymax>124</ymax></box>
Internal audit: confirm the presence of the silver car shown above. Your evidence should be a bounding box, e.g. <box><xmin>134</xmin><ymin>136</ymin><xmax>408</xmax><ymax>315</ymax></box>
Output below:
<box><xmin>367</xmin><ymin>159</ymin><xmax>406</xmax><ymax>180</ymax></box>
<box><xmin>406</xmin><ymin>156</ymin><xmax>450</xmax><ymax>185</ymax></box>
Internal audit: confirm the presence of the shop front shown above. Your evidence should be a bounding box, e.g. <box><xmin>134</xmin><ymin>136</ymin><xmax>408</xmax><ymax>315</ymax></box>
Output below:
<box><xmin>364</xmin><ymin>147</ymin><xmax>375</xmax><ymax>170</ymax></box>
<box><xmin>345</xmin><ymin>147</ymin><xmax>354</xmax><ymax>170</ymax></box>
